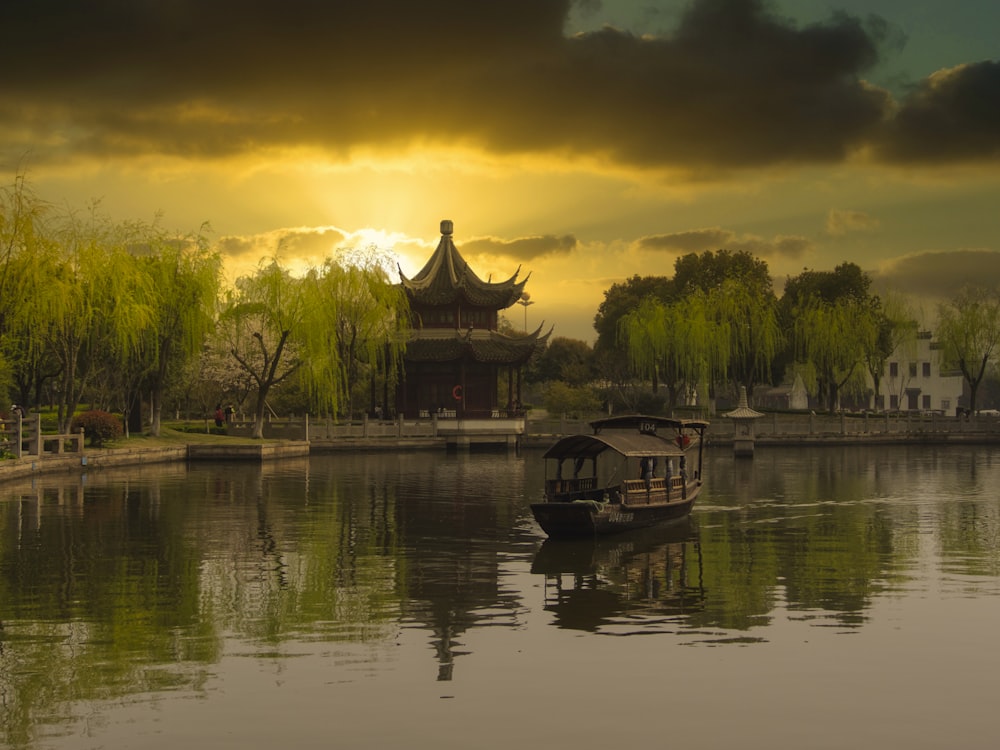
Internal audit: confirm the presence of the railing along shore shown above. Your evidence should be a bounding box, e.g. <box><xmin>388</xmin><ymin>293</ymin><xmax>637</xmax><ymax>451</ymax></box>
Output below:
<box><xmin>223</xmin><ymin>410</ymin><xmax>1000</xmax><ymax>445</ymax></box>
<box><xmin>1</xmin><ymin>412</ymin><xmax>85</xmax><ymax>458</ymax></box>
<box><xmin>529</xmin><ymin>411</ymin><xmax>1000</xmax><ymax>445</ymax></box>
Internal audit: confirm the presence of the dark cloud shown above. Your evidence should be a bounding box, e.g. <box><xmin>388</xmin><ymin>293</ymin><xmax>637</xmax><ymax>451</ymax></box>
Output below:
<box><xmin>463</xmin><ymin>234</ymin><xmax>577</xmax><ymax>261</ymax></box>
<box><xmin>638</xmin><ymin>227</ymin><xmax>811</xmax><ymax>259</ymax></box>
<box><xmin>874</xmin><ymin>61</ymin><xmax>1000</xmax><ymax>163</ymax></box>
<box><xmin>872</xmin><ymin>250</ymin><xmax>1000</xmax><ymax>299</ymax></box>
<box><xmin>638</xmin><ymin>229</ymin><xmax>733</xmax><ymax>252</ymax></box>
<box><xmin>1</xmin><ymin>0</ymin><xmax>995</xmax><ymax>172</ymax></box>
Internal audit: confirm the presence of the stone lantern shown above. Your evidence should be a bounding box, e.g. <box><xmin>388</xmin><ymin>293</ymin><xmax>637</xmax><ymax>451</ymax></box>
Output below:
<box><xmin>724</xmin><ymin>386</ymin><xmax>764</xmax><ymax>457</ymax></box>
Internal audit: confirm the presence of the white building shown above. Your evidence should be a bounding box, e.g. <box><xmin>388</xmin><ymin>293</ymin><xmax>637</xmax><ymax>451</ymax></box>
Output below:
<box><xmin>872</xmin><ymin>330</ymin><xmax>964</xmax><ymax>414</ymax></box>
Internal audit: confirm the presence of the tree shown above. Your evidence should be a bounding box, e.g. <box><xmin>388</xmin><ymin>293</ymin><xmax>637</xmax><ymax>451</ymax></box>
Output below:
<box><xmin>674</xmin><ymin>249</ymin><xmax>772</xmax><ymax>295</ymax></box>
<box><xmin>135</xmin><ymin>228</ymin><xmax>222</xmax><ymax>436</ymax></box>
<box><xmin>593</xmin><ymin>275</ymin><xmax>674</xmax><ymax>355</ymax></box>
<box><xmin>542</xmin><ymin>380</ymin><xmax>602</xmax><ymax>417</ymax></box>
<box><xmin>782</xmin><ymin>263</ymin><xmax>882</xmax><ymax>412</ymax></box>
<box><xmin>36</xmin><ymin>209</ymin><xmax>159</xmax><ymax>433</ymax></box>
<box><xmin>618</xmin><ymin>293</ymin><xmax>726</xmax><ymax>409</ymax></box>
<box><xmin>710</xmin><ymin>278</ymin><xmax>783</xmax><ymax>403</ymax></box>
<box><xmin>862</xmin><ymin>291</ymin><xmax>916</xmax><ymax>411</ymax></box>
<box><xmin>793</xmin><ymin>295</ymin><xmax>878</xmax><ymax>412</ymax></box>
<box><xmin>300</xmin><ymin>247</ymin><xmax>410</xmax><ymax>419</ymax></box>
<box><xmin>782</xmin><ymin>262</ymin><xmax>872</xmax><ymax>307</ymax></box>
<box><xmin>0</xmin><ymin>174</ymin><xmax>54</xmax><ymax>403</ymax></box>
<box><xmin>529</xmin><ymin>337</ymin><xmax>595</xmax><ymax>387</ymax></box>
<box><xmin>936</xmin><ymin>286</ymin><xmax>1000</xmax><ymax>413</ymax></box>
<box><xmin>219</xmin><ymin>259</ymin><xmax>308</xmax><ymax>439</ymax></box>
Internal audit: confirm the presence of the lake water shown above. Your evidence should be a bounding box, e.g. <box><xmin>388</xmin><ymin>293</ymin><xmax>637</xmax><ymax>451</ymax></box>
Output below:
<box><xmin>2</xmin><ymin>445</ymin><xmax>999</xmax><ymax>749</ymax></box>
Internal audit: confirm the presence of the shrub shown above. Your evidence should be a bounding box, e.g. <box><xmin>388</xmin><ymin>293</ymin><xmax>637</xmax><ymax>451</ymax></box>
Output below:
<box><xmin>543</xmin><ymin>381</ymin><xmax>602</xmax><ymax>418</ymax></box>
<box><xmin>71</xmin><ymin>410</ymin><xmax>124</xmax><ymax>447</ymax></box>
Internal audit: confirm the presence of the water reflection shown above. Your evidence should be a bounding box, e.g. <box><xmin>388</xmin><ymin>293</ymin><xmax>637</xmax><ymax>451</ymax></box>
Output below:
<box><xmin>531</xmin><ymin>518</ymin><xmax>705</xmax><ymax>633</ymax></box>
<box><xmin>2</xmin><ymin>445</ymin><xmax>1000</xmax><ymax>749</ymax></box>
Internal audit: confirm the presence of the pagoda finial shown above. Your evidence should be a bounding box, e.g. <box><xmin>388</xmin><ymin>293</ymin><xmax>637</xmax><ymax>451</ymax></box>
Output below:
<box><xmin>440</xmin><ymin>219</ymin><xmax>453</xmax><ymax>236</ymax></box>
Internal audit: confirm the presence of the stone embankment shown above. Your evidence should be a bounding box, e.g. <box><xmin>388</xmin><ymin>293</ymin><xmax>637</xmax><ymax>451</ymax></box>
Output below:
<box><xmin>0</xmin><ymin>441</ymin><xmax>310</xmax><ymax>484</ymax></box>
<box><xmin>4</xmin><ymin>412</ymin><xmax>1000</xmax><ymax>485</ymax></box>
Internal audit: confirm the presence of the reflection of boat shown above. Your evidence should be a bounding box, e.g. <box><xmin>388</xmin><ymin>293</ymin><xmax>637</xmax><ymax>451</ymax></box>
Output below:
<box><xmin>530</xmin><ymin>414</ymin><xmax>709</xmax><ymax>537</ymax></box>
<box><xmin>531</xmin><ymin>518</ymin><xmax>704</xmax><ymax>632</ymax></box>
<box><xmin>531</xmin><ymin>516</ymin><xmax>698</xmax><ymax>575</ymax></box>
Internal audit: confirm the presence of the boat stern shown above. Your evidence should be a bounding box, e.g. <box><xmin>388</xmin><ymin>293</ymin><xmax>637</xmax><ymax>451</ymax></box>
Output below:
<box><xmin>530</xmin><ymin>501</ymin><xmax>598</xmax><ymax>537</ymax></box>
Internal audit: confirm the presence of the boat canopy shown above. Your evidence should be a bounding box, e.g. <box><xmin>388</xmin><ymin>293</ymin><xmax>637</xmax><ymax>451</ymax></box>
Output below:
<box><xmin>543</xmin><ymin>414</ymin><xmax>709</xmax><ymax>461</ymax></box>
<box><xmin>542</xmin><ymin>431</ymin><xmax>689</xmax><ymax>460</ymax></box>
<box><xmin>589</xmin><ymin>414</ymin><xmax>708</xmax><ymax>433</ymax></box>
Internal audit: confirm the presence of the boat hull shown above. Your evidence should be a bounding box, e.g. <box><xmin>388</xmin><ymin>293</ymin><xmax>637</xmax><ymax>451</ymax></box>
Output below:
<box><xmin>531</xmin><ymin>484</ymin><xmax>700</xmax><ymax>538</ymax></box>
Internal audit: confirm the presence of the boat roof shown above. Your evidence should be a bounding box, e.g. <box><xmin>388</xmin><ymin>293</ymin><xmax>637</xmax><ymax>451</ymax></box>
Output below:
<box><xmin>543</xmin><ymin>432</ymin><xmax>690</xmax><ymax>460</ymax></box>
<box><xmin>589</xmin><ymin>414</ymin><xmax>710</xmax><ymax>433</ymax></box>
<box><xmin>544</xmin><ymin>414</ymin><xmax>709</xmax><ymax>461</ymax></box>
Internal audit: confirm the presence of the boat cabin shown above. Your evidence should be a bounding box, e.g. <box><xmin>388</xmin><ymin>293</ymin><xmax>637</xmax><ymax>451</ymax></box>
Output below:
<box><xmin>543</xmin><ymin>415</ymin><xmax>707</xmax><ymax>507</ymax></box>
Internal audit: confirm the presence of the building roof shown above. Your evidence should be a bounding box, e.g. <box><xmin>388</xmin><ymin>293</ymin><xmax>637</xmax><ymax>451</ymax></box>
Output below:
<box><xmin>404</xmin><ymin>326</ymin><xmax>551</xmax><ymax>366</ymax></box>
<box><xmin>399</xmin><ymin>220</ymin><xmax>529</xmax><ymax>309</ymax></box>
<box><xmin>724</xmin><ymin>386</ymin><xmax>765</xmax><ymax>419</ymax></box>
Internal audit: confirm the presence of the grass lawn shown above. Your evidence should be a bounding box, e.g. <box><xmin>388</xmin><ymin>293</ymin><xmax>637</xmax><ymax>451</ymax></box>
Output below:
<box><xmin>104</xmin><ymin>425</ymin><xmax>278</xmax><ymax>450</ymax></box>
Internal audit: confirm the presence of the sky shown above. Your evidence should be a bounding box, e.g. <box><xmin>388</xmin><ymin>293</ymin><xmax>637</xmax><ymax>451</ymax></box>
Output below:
<box><xmin>3</xmin><ymin>0</ymin><xmax>999</xmax><ymax>343</ymax></box>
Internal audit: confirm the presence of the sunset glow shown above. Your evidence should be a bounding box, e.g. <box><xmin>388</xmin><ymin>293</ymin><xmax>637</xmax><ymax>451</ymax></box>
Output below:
<box><xmin>3</xmin><ymin>0</ymin><xmax>999</xmax><ymax>342</ymax></box>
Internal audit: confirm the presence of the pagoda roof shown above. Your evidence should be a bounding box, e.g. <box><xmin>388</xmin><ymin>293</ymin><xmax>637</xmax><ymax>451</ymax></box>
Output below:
<box><xmin>404</xmin><ymin>325</ymin><xmax>551</xmax><ymax>366</ymax></box>
<box><xmin>400</xmin><ymin>220</ymin><xmax>528</xmax><ymax>309</ymax></box>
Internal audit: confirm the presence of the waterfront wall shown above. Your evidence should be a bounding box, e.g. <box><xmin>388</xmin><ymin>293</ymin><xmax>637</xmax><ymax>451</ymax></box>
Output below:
<box><xmin>5</xmin><ymin>411</ymin><xmax>1000</xmax><ymax>485</ymax></box>
<box><xmin>525</xmin><ymin>411</ymin><xmax>1000</xmax><ymax>445</ymax></box>
<box><xmin>189</xmin><ymin>411</ymin><xmax>1000</xmax><ymax>446</ymax></box>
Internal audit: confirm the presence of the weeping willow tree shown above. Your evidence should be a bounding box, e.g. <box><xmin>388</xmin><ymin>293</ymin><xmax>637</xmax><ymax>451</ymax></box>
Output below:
<box><xmin>0</xmin><ymin>175</ymin><xmax>59</xmax><ymax>404</ymax></box>
<box><xmin>794</xmin><ymin>295</ymin><xmax>878</xmax><ymax>413</ymax></box>
<box><xmin>936</xmin><ymin>286</ymin><xmax>1000</xmax><ymax>413</ymax></box>
<box><xmin>220</xmin><ymin>249</ymin><xmax>411</xmax><ymax>436</ymax></box>
<box><xmin>219</xmin><ymin>259</ymin><xmax>308</xmax><ymax>439</ymax></box>
<box><xmin>300</xmin><ymin>247</ymin><xmax>410</xmax><ymax>419</ymax></box>
<box><xmin>25</xmin><ymin>208</ymin><xmax>161</xmax><ymax>433</ymax></box>
<box><xmin>711</xmin><ymin>279</ymin><xmax>783</xmax><ymax>404</ymax></box>
<box><xmin>863</xmin><ymin>290</ymin><xmax>916</xmax><ymax>412</ymax></box>
<box><xmin>133</xmin><ymin>228</ymin><xmax>221</xmax><ymax>436</ymax></box>
<box><xmin>618</xmin><ymin>293</ymin><xmax>727</xmax><ymax>410</ymax></box>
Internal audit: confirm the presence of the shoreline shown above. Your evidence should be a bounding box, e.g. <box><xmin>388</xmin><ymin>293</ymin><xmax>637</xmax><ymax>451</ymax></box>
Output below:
<box><xmin>5</xmin><ymin>428</ymin><xmax>1000</xmax><ymax>486</ymax></box>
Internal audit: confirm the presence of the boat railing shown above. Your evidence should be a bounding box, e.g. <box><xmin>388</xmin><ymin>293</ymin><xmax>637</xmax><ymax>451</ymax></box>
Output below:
<box><xmin>545</xmin><ymin>476</ymin><xmax>598</xmax><ymax>501</ymax></box>
<box><xmin>621</xmin><ymin>477</ymin><xmax>677</xmax><ymax>505</ymax></box>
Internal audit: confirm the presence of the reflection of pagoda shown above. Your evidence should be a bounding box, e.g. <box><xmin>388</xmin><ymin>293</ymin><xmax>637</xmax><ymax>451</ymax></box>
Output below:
<box><xmin>397</xmin><ymin>220</ymin><xmax>549</xmax><ymax>423</ymax></box>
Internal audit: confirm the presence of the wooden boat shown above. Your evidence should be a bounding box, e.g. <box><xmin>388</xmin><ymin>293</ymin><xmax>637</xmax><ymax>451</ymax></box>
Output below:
<box><xmin>530</xmin><ymin>414</ymin><xmax>709</xmax><ymax>538</ymax></box>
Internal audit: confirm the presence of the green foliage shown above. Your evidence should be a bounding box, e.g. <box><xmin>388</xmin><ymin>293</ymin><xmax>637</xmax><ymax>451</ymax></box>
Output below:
<box><xmin>936</xmin><ymin>286</ymin><xmax>1000</xmax><ymax>412</ymax></box>
<box><xmin>618</xmin><ymin>293</ymin><xmax>726</xmax><ymax>408</ymax></box>
<box><xmin>218</xmin><ymin>259</ymin><xmax>307</xmax><ymax>437</ymax></box>
<box><xmin>781</xmin><ymin>262</ymin><xmax>871</xmax><ymax>308</ymax></box>
<box><xmin>71</xmin><ymin>409</ymin><xmax>124</xmax><ymax>446</ymax></box>
<box><xmin>673</xmin><ymin>249</ymin><xmax>773</xmax><ymax>295</ymax></box>
<box><xmin>593</xmin><ymin>275</ymin><xmax>674</xmax><ymax>355</ymax></box>
<box><xmin>793</xmin><ymin>296</ymin><xmax>877</xmax><ymax>411</ymax></box>
<box><xmin>528</xmin><ymin>337</ymin><xmax>595</xmax><ymax>386</ymax></box>
<box><xmin>783</xmin><ymin>263</ymin><xmax>883</xmax><ymax>412</ymax></box>
<box><xmin>542</xmin><ymin>381</ymin><xmax>602</xmax><ymax>417</ymax></box>
<box><xmin>300</xmin><ymin>246</ymin><xmax>411</xmax><ymax>418</ymax></box>
<box><xmin>134</xmin><ymin>231</ymin><xmax>222</xmax><ymax>436</ymax></box>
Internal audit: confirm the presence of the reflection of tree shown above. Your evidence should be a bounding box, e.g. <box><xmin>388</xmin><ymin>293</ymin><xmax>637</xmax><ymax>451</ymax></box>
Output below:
<box><xmin>0</xmin><ymin>468</ymin><xmax>214</xmax><ymax>747</ymax></box>
<box><xmin>5</xmin><ymin>445</ymin><xmax>1000</xmax><ymax>745</ymax></box>
<box><xmin>696</xmin><ymin>445</ymin><xmax>1000</xmax><ymax>632</ymax></box>
<box><xmin>391</xmin><ymin>454</ymin><xmax>529</xmax><ymax>680</ymax></box>
<box><xmin>697</xmin><ymin>448</ymin><xmax>912</xmax><ymax>630</ymax></box>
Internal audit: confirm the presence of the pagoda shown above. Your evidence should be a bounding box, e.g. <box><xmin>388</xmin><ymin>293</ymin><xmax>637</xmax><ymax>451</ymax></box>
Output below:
<box><xmin>397</xmin><ymin>220</ymin><xmax>549</xmax><ymax>419</ymax></box>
